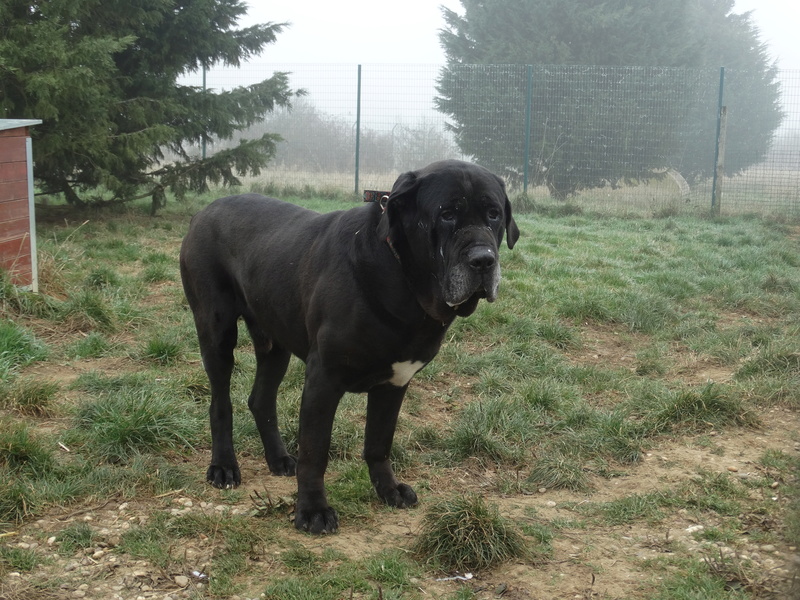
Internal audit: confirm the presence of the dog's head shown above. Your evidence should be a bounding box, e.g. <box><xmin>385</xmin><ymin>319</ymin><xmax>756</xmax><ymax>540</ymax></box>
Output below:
<box><xmin>378</xmin><ymin>160</ymin><xmax>519</xmax><ymax>322</ymax></box>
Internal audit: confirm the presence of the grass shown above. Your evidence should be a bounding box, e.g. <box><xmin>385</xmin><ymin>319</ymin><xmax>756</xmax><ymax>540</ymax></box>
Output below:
<box><xmin>526</xmin><ymin>451</ymin><xmax>591</xmax><ymax>491</ymax></box>
<box><xmin>118</xmin><ymin>510</ymin><xmax>263</xmax><ymax>573</ymax></box>
<box><xmin>0</xmin><ymin>420</ymin><xmax>55</xmax><ymax>476</ymax></box>
<box><xmin>140</xmin><ymin>333</ymin><xmax>184</xmax><ymax>365</ymax></box>
<box><xmin>364</xmin><ymin>549</ymin><xmax>423</xmax><ymax>591</ymax></box>
<box><xmin>413</xmin><ymin>494</ymin><xmax>530</xmax><ymax>571</ymax></box>
<box><xmin>0</xmin><ymin>191</ymin><xmax>798</xmax><ymax>598</ymax></box>
<box><xmin>445</xmin><ymin>396</ymin><xmax>540</xmax><ymax>464</ymax></box>
<box><xmin>67</xmin><ymin>386</ymin><xmax>202</xmax><ymax>463</ymax></box>
<box><xmin>0</xmin><ymin>545</ymin><xmax>44</xmax><ymax>573</ymax></box>
<box><xmin>0</xmin><ymin>320</ymin><xmax>47</xmax><ymax>381</ymax></box>
<box><xmin>644</xmin><ymin>383</ymin><xmax>758</xmax><ymax>434</ymax></box>
<box><xmin>0</xmin><ymin>378</ymin><xmax>59</xmax><ymax>416</ymax></box>
<box><xmin>55</xmin><ymin>522</ymin><xmax>96</xmax><ymax>556</ymax></box>
<box><xmin>66</xmin><ymin>331</ymin><xmax>112</xmax><ymax>359</ymax></box>
<box><xmin>651</xmin><ymin>561</ymin><xmax>752</xmax><ymax>600</ymax></box>
<box><xmin>84</xmin><ymin>266</ymin><xmax>122</xmax><ymax>289</ymax></box>
<box><xmin>58</xmin><ymin>289</ymin><xmax>117</xmax><ymax>332</ymax></box>
<box><xmin>571</xmin><ymin>470</ymin><xmax>750</xmax><ymax>526</ymax></box>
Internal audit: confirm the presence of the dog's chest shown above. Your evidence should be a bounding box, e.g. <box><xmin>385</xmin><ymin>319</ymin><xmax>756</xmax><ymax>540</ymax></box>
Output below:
<box><xmin>342</xmin><ymin>318</ymin><xmax>447</xmax><ymax>392</ymax></box>
<box><xmin>388</xmin><ymin>360</ymin><xmax>427</xmax><ymax>387</ymax></box>
<box><xmin>381</xmin><ymin>321</ymin><xmax>451</xmax><ymax>387</ymax></box>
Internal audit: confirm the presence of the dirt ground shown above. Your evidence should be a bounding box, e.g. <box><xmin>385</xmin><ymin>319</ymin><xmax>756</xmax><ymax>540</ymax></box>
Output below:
<box><xmin>2</xmin><ymin>322</ymin><xmax>799</xmax><ymax>600</ymax></box>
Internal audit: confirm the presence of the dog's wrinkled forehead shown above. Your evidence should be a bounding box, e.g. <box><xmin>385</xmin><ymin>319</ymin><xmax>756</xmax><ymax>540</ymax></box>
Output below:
<box><xmin>421</xmin><ymin>169</ymin><xmax>502</xmax><ymax>213</ymax></box>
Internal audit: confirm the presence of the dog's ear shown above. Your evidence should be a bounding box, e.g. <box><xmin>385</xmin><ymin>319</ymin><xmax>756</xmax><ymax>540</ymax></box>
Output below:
<box><xmin>494</xmin><ymin>175</ymin><xmax>519</xmax><ymax>249</ymax></box>
<box><xmin>505</xmin><ymin>196</ymin><xmax>520</xmax><ymax>249</ymax></box>
<box><xmin>388</xmin><ymin>169</ymin><xmax>420</xmax><ymax>202</ymax></box>
<box><xmin>377</xmin><ymin>170</ymin><xmax>419</xmax><ymax>240</ymax></box>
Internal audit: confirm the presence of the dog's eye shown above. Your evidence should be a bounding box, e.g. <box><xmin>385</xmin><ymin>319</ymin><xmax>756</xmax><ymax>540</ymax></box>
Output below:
<box><xmin>440</xmin><ymin>209</ymin><xmax>457</xmax><ymax>223</ymax></box>
<box><xmin>487</xmin><ymin>208</ymin><xmax>501</xmax><ymax>221</ymax></box>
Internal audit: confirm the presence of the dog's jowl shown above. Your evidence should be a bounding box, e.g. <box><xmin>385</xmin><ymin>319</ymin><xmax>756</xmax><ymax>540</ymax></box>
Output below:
<box><xmin>180</xmin><ymin>160</ymin><xmax>519</xmax><ymax>533</ymax></box>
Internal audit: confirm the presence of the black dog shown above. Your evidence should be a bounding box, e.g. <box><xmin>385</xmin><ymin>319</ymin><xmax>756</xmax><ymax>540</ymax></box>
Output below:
<box><xmin>180</xmin><ymin>160</ymin><xmax>519</xmax><ymax>533</ymax></box>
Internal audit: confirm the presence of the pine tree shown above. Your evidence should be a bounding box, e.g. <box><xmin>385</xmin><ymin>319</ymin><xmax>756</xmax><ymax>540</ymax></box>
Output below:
<box><xmin>436</xmin><ymin>0</ymin><xmax>783</xmax><ymax>196</ymax></box>
<box><xmin>0</xmin><ymin>0</ymin><xmax>296</xmax><ymax>210</ymax></box>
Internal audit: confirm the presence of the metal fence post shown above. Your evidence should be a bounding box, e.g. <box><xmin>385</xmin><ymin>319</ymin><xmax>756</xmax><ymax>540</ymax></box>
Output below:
<box><xmin>524</xmin><ymin>65</ymin><xmax>533</xmax><ymax>194</ymax></box>
<box><xmin>710</xmin><ymin>66</ymin><xmax>725</xmax><ymax>214</ymax></box>
<box><xmin>202</xmin><ymin>65</ymin><xmax>207</xmax><ymax>160</ymax></box>
<box><xmin>354</xmin><ymin>64</ymin><xmax>362</xmax><ymax>195</ymax></box>
<box><xmin>712</xmin><ymin>106</ymin><xmax>729</xmax><ymax>216</ymax></box>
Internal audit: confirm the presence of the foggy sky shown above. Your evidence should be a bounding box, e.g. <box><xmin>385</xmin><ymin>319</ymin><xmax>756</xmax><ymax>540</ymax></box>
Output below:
<box><xmin>242</xmin><ymin>0</ymin><xmax>800</xmax><ymax>70</ymax></box>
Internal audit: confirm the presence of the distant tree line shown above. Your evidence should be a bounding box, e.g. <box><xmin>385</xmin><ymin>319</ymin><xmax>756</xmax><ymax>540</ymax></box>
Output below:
<box><xmin>214</xmin><ymin>98</ymin><xmax>458</xmax><ymax>173</ymax></box>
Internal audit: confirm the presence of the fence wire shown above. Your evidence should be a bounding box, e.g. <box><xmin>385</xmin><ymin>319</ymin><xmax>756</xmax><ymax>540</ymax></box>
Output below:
<box><xmin>187</xmin><ymin>64</ymin><xmax>800</xmax><ymax>217</ymax></box>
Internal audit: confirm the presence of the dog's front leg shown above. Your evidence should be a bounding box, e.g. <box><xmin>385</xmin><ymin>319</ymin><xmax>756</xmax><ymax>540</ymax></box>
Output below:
<box><xmin>363</xmin><ymin>384</ymin><xmax>418</xmax><ymax>509</ymax></box>
<box><xmin>293</xmin><ymin>359</ymin><xmax>343</xmax><ymax>534</ymax></box>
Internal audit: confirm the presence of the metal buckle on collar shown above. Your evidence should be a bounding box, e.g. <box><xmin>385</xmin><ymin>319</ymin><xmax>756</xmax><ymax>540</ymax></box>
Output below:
<box><xmin>363</xmin><ymin>190</ymin><xmax>391</xmax><ymax>212</ymax></box>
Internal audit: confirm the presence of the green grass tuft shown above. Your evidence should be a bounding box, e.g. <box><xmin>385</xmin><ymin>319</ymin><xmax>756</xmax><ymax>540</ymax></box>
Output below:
<box><xmin>0</xmin><ymin>545</ymin><xmax>44</xmax><ymax>572</ymax></box>
<box><xmin>67</xmin><ymin>331</ymin><xmax>113</xmax><ymax>359</ymax></box>
<box><xmin>140</xmin><ymin>334</ymin><xmax>184</xmax><ymax>365</ymax></box>
<box><xmin>0</xmin><ymin>420</ymin><xmax>55</xmax><ymax>475</ymax></box>
<box><xmin>0</xmin><ymin>320</ymin><xmax>48</xmax><ymax>380</ymax></box>
<box><xmin>280</xmin><ymin>546</ymin><xmax>320</xmax><ymax>573</ymax></box>
<box><xmin>527</xmin><ymin>451</ymin><xmax>591</xmax><ymax>491</ymax></box>
<box><xmin>364</xmin><ymin>549</ymin><xmax>422</xmax><ymax>591</ymax></box>
<box><xmin>85</xmin><ymin>267</ymin><xmax>122</xmax><ymax>289</ymax></box>
<box><xmin>0</xmin><ymin>378</ymin><xmax>59</xmax><ymax>416</ymax></box>
<box><xmin>325</xmin><ymin>461</ymin><xmax>377</xmax><ymax>520</ymax></box>
<box><xmin>68</xmin><ymin>388</ymin><xmax>200</xmax><ymax>462</ymax></box>
<box><xmin>535</xmin><ymin>318</ymin><xmax>578</xmax><ymax>349</ymax></box>
<box><xmin>446</xmin><ymin>397</ymin><xmax>540</xmax><ymax>465</ymax></box>
<box><xmin>646</xmin><ymin>384</ymin><xmax>757</xmax><ymax>434</ymax></box>
<box><xmin>55</xmin><ymin>522</ymin><xmax>96</xmax><ymax>556</ymax></box>
<box><xmin>736</xmin><ymin>344</ymin><xmax>800</xmax><ymax>379</ymax></box>
<box><xmin>59</xmin><ymin>289</ymin><xmax>116</xmax><ymax>331</ymax></box>
<box><xmin>140</xmin><ymin>262</ymin><xmax>173</xmax><ymax>283</ymax></box>
<box><xmin>413</xmin><ymin>494</ymin><xmax>529</xmax><ymax>571</ymax></box>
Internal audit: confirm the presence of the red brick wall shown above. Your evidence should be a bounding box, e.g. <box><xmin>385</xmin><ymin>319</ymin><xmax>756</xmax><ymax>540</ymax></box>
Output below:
<box><xmin>0</xmin><ymin>126</ymin><xmax>33</xmax><ymax>287</ymax></box>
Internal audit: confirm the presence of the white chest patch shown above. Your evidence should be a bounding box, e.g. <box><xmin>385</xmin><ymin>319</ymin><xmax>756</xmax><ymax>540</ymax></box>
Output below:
<box><xmin>389</xmin><ymin>360</ymin><xmax>426</xmax><ymax>387</ymax></box>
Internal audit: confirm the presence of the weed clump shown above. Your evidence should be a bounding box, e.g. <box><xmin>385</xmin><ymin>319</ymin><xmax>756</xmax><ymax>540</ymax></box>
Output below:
<box><xmin>413</xmin><ymin>494</ymin><xmax>528</xmax><ymax>572</ymax></box>
<box><xmin>0</xmin><ymin>420</ymin><xmax>55</xmax><ymax>475</ymax></box>
<box><xmin>527</xmin><ymin>451</ymin><xmax>591</xmax><ymax>492</ymax></box>
<box><xmin>56</xmin><ymin>522</ymin><xmax>96</xmax><ymax>556</ymax></box>
<box><xmin>0</xmin><ymin>320</ymin><xmax>48</xmax><ymax>379</ymax></box>
<box><xmin>140</xmin><ymin>335</ymin><xmax>183</xmax><ymax>365</ymax></box>
<box><xmin>0</xmin><ymin>378</ymin><xmax>59</xmax><ymax>416</ymax></box>
<box><xmin>646</xmin><ymin>384</ymin><xmax>757</xmax><ymax>433</ymax></box>
<box><xmin>69</xmin><ymin>388</ymin><xmax>200</xmax><ymax>462</ymax></box>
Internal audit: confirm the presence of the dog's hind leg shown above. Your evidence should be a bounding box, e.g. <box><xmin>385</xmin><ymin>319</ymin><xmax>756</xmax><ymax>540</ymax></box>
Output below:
<box><xmin>245</xmin><ymin>325</ymin><xmax>297</xmax><ymax>476</ymax></box>
<box><xmin>192</xmin><ymin>301</ymin><xmax>241</xmax><ymax>489</ymax></box>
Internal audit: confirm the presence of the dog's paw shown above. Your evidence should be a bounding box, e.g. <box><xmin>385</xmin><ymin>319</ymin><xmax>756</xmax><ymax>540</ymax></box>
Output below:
<box><xmin>294</xmin><ymin>506</ymin><xmax>339</xmax><ymax>534</ymax></box>
<box><xmin>378</xmin><ymin>482</ymin><xmax>418</xmax><ymax>509</ymax></box>
<box><xmin>206</xmin><ymin>464</ymin><xmax>241</xmax><ymax>489</ymax></box>
<box><xmin>267</xmin><ymin>454</ymin><xmax>297</xmax><ymax>477</ymax></box>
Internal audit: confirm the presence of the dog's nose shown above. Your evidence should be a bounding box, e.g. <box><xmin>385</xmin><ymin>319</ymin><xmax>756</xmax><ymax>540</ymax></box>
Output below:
<box><xmin>467</xmin><ymin>247</ymin><xmax>496</xmax><ymax>273</ymax></box>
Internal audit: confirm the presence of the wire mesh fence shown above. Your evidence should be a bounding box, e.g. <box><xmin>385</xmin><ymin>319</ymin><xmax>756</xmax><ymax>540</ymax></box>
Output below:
<box><xmin>185</xmin><ymin>63</ymin><xmax>800</xmax><ymax>217</ymax></box>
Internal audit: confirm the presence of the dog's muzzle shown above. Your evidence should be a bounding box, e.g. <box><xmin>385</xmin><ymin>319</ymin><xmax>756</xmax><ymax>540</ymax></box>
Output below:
<box><xmin>444</xmin><ymin>245</ymin><xmax>501</xmax><ymax>308</ymax></box>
